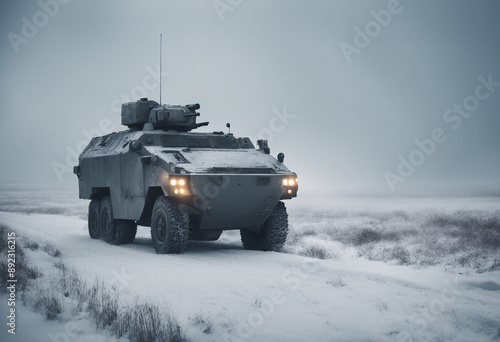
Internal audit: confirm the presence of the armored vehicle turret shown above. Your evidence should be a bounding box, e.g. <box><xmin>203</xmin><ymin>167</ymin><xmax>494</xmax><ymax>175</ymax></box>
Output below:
<box><xmin>75</xmin><ymin>98</ymin><xmax>298</xmax><ymax>254</ymax></box>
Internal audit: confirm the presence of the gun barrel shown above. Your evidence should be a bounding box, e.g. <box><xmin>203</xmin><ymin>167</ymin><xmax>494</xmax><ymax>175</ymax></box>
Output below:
<box><xmin>185</xmin><ymin>103</ymin><xmax>201</xmax><ymax>112</ymax></box>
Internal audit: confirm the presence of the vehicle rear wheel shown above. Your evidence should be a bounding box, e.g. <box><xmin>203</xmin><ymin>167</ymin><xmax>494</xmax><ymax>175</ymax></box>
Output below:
<box><xmin>151</xmin><ymin>196</ymin><xmax>189</xmax><ymax>254</ymax></box>
<box><xmin>115</xmin><ymin>220</ymin><xmax>137</xmax><ymax>244</ymax></box>
<box><xmin>240</xmin><ymin>201</ymin><xmax>288</xmax><ymax>251</ymax></box>
<box><xmin>88</xmin><ymin>199</ymin><xmax>101</xmax><ymax>239</ymax></box>
<box><xmin>100</xmin><ymin>196</ymin><xmax>116</xmax><ymax>244</ymax></box>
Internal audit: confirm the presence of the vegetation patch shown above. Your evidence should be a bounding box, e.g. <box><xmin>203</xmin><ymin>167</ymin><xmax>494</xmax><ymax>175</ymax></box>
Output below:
<box><xmin>0</xmin><ymin>224</ymin><xmax>185</xmax><ymax>342</ymax></box>
<box><xmin>286</xmin><ymin>209</ymin><xmax>500</xmax><ymax>272</ymax></box>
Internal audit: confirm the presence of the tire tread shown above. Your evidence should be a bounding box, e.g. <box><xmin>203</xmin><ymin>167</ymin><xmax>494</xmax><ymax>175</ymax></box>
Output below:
<box><xmin>241</xmin><ymin>201</ymin><xmax>288</xmax><ymax>251</ymax></box>
<box><xmin>151</xmin><ymin>197</ymin><xmax>189</xmax><ymax>254</ymax></box>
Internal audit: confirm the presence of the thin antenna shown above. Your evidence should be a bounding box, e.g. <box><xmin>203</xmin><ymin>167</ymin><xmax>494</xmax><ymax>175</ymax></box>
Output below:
<box><xmin>159</xmin><ymin>33</ymin><xmax>163</xmax><ymax>104</ymax></box>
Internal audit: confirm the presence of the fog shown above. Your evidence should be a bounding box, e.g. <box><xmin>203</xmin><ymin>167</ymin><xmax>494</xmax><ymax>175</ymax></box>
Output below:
<box><xmin>1</xmin><ymin>0</ymin><xmax>499</xmax><ymax>196</ymax></box>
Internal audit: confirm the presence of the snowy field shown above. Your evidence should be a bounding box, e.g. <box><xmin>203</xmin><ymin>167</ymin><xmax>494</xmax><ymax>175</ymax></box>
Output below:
<box><xmin>0</xmin><ymin>185</ymin><xmax>499</xmax><ymax>342</ymax></box>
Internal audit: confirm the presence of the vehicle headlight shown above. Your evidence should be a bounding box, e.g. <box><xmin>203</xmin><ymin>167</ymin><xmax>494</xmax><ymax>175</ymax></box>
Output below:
<box><xmin>281</xmin><ymin>176</ymin><xmax>298</xmax><ymax>198</ymax></box>
<box><xmin>168</xmin><ymin>176</ymin><xmax>190</xmax><ymax>196</ymax></box>
<box><xmin>282</xmin><ymin>176</ymin><xmax>298</xmax><ymax>187</ymax></box>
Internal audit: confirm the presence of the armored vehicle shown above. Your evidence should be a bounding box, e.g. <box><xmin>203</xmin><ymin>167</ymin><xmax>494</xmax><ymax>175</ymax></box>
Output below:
<box><xmin>74</xmin><ymin>98</ymin><xmax>298</xmax><ymax>254</ymax></box>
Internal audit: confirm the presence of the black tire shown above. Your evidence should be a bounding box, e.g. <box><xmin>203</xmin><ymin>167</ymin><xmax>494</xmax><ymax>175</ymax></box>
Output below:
<box><xmin>241</xmin><ymin>201</ymin><xmax>288</xmax><ymax>251</ymax></box>
<box><xmin>151</xmin><ymin>196</ymin><xmax>189</xmax><ymax>254</ymax></box>
<box><xmin>100</xmin><ymin>197</ymin><xmax>116</xmax><ymax>244</ymax></box>
<box><xmin>189</xmin><ymin>230</ymin><xmax>223</xmax><ymax>241</ymax></box>
<box><xmin>88</xmin><ymin>199</ymin><xmax>101</xmax><ymax>239</ymax></box>
<box><xmin>114</xmin><ymin>220</ymin><xmax>137</xmax><ymax>245</ymax></box>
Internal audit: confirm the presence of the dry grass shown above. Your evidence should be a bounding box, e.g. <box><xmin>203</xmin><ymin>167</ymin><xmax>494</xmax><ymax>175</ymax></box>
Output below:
<box><xmin>301</xmin><ymin>244</ymin><xmax>331</xmax><ymax>259</ymax></box>
<box><xmin>0</xmin><ymin>224</ymin><xmax>185</xmax><ymax>342</ymax></box>
<box><xmin>0</xmin><ymin>189</ymin><xmax>88</xmax><ymax>219</ymax></box>
<box><xmin>119</xmin><ymin>302</ymin><xmax>185</xmax><ymax>342</ymax></box>
<box><xmin>0</xmin><ymin>224</ymin><xmax>40</xmax><ymax>291</ymax></box>
<box><xmin>27</xmin><ymin>284</ymin><xmax>63</xmax><ymax>320</ymax></box>
<box><xmin>286</xmin><ymin>209</ymin><xmax>500</xmax><ymax>272</ymax></box>
<box><xmin>191</xmin><ymin>313</ymin><xmax>213</xmax><ymax>334</ymax></box>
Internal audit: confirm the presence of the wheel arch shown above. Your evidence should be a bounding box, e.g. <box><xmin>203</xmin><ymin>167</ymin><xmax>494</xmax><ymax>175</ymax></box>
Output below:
<box><xmin>90</xmin><ymin>187</ymin><xmax>110</xmax><ymax>200</ymax></box>
<box><xmin>138</xmin><ymin>186</ymin><xmax>165</xmax><ymax>226</ymax></box>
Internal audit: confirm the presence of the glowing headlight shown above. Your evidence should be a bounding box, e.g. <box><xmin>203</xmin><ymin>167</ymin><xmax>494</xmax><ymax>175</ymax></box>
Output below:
<box><xmin>281</xmin><ymin>175</ymin><xmax>298</xmax><ymax>198</ymax></box>
<box><xmin>282</xmin><ymin>177</ymin><xmax>298</xmax><ymax>187</ymax></box>
<box><xmin>168</xmin><ymin>177</ymin><xmax>190</xmax><ymax>196</ymax></box>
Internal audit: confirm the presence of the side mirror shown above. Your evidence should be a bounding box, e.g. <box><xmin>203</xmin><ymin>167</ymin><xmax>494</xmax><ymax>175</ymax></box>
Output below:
<box><xmin>277</xmin><ymin>153</ymin><xmax>284</xmax><ymax>163</ymax></box>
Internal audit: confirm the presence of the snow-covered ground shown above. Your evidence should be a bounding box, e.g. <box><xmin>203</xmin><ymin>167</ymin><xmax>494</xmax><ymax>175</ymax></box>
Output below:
<box><xmin>0</xmin><ymin>186</ymin><xmax>499</xmax><ymax>341</ymax></box>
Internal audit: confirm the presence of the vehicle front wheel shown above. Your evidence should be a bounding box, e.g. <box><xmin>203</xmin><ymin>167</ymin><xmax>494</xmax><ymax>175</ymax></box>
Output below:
<box><xmin>88</xmin><ymin>199</ymin><xmax>101</xmax><ymax>239</ymax></box>
<box><xmin>100</xmin><ymin>196</ymin><xmax>116</xmax><ymax>244</ymax></box>
<box><xmin>151</xmin><ymin>196</ymin><xmax>189</xmax><ymax>254</ymax></box>
<box><xmin>241</xmin><ymin>201</ymin><xmax>288</xmax><ymax>251</ymax></box>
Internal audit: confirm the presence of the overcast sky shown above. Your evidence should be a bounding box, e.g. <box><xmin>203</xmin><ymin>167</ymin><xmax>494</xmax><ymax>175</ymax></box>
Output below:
<box><xmin>1</xmin><ymin>0</ymin><xmax>499</xmax><ymax>195</ymax></box>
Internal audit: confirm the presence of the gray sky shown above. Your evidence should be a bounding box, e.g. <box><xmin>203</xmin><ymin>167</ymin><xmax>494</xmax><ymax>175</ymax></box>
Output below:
<box><xmin>1</xmin><ymin>0</ymin><xmax>499</xmax><ymax>195</ymax></box>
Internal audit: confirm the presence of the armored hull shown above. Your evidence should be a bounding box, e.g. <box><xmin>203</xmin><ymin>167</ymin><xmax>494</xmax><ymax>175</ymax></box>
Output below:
<box><xmin>75</xmin><ymin>98</ymin><xmax>298</xmax><ymax>254</ymax></box>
